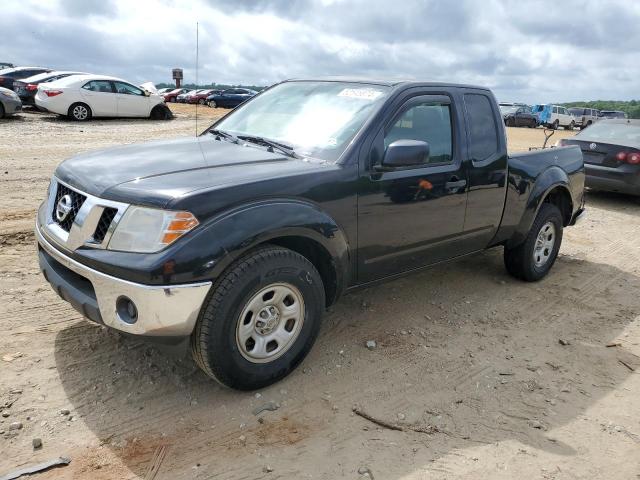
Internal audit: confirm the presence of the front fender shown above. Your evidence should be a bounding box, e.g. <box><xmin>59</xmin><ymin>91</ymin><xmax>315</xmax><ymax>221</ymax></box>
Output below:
<box><xmin>181</xmin><ymin>199</ymin><xmax>351</xmax><ymax>291</ymax></box>
<box><xmin>507</xmin><ymin>166</ymin><xmax>571</xmax><ymax>248</ymax></box>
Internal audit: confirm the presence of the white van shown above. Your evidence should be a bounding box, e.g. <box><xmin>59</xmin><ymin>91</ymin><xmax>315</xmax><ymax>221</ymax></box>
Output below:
<box><xmin>532</xmin><ymin>104</ymin><xmax>576</xmax><ymax>130</ymax></box>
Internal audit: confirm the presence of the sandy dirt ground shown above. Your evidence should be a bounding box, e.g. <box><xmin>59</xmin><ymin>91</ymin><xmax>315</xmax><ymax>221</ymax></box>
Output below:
<box><xmin>1</xmin><ymin>105</ymin><xmax>639</xmax><ymax>479</ymax></box>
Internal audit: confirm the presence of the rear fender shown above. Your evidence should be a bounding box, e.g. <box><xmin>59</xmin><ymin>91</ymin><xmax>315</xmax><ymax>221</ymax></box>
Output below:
<box><xmin>507</xmin><ymin>166</ymin><xmax>571</xmax><ymax>248</ymax></box>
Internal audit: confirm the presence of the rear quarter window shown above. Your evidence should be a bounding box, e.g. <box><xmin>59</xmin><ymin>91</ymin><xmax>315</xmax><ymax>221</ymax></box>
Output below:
<box><xmin>464</xmin><ymin>93</ymin><xmax>499</xmax><ymax>161</ymax></box>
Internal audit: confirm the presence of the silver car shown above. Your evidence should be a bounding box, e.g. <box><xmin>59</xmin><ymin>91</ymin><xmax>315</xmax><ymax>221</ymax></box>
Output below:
<box><xmin>0</xmin><ymin>86</ymin><xmax>21</xmax><ymax>117</ymax></box>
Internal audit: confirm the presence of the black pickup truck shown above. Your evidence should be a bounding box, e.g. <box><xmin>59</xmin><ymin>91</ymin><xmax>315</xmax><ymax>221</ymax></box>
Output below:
<box><xmin>36</xmin><ymin>79</ymin><xmax>585</xmax><ymax>390</ymax></box>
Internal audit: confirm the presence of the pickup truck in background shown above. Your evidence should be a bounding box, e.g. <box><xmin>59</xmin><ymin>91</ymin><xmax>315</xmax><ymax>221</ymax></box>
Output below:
<box><xmin>36</xmin><ymin>79</ymin><xmax>585</xmax><ymax>390</ymax></box>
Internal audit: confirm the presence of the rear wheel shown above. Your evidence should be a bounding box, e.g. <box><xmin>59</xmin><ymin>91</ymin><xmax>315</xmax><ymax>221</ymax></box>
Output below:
<box><xmin>198</xmin><ymin>98</ymin><xmax>206</xmax><ymax>105</ymax></box>
<box><xmin>504</xmin><ymin>203</ymin><xmax>563</xmax><ymax>282</ymax></box>
<box><xmin>191</xmin><ymin>245</ymin><xmax>325</xmax><ymax>390</ymax></box>
<box><xmin>68</xmin><ymin>102</ymin><xmax>91</xmax><ymax>121</ymax></box>
<box><xmin>552</xmin><ymin>120</ymin><xmax>559</xmax><ymax>130</ymax></box>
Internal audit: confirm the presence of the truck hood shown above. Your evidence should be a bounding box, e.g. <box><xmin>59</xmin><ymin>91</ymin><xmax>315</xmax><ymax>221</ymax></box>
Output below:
<box><xmin>55</xmin><ymin>135</ymin><xmax>327</xmax><ymax>208</ymax></box>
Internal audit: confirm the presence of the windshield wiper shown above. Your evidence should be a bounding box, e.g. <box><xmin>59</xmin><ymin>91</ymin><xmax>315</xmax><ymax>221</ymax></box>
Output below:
<box><xmin>236</xmin><ymin>135</ymin><xmax>299</xmax><ymax>158</ymax></box>
<box><xmin>208</xmin><ymin>129</ymin><xmax>238</xmax><ymax>143</ymax></box>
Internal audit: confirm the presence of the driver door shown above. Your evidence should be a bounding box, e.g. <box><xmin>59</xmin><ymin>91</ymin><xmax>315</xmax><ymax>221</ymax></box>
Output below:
<box><xmin>114</xmin><ymin>81</ymin><xmax>150</xmax><ymax>117</ymax></box>
<box><xmin>357</xmin><ymin>94</ymin><xmax>469</xmax><ymax>282</ymax></box>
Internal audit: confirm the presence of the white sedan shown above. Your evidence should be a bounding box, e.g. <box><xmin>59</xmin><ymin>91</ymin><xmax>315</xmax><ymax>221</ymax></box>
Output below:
<box><xmin>35</xmin><ymin>75</ymin><xmax>168</xmax><ymax>121</ymax></box>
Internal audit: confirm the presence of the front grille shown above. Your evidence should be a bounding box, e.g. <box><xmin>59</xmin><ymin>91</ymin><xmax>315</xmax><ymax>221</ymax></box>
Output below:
<box><xmin>52</xmin><ymin>183</ymin><xmax>86</xmax><ymax>232</ymax></box>
<box><xmin>93</xmin><ymin>207</ymin><xmax>117</xmax><ymax>243</ymax></box>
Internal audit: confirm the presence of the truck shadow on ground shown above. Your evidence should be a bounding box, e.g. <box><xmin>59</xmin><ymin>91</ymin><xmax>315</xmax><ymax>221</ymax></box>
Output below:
<box><xmin>53</xmin><ymin>249</ymin><xmax>640</xmax><ymax>478</ymax></box>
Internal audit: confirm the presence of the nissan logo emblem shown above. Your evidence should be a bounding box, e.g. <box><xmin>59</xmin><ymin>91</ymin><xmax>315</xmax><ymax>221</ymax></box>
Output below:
<box><xmin>55</xmin><ymin>194</ymin><xmax>73</xmax><ymax>222</ymax></box>
<box><xmin>589</xmin><ymin>143</ymin><xmax>597</xmax><ymax>150</ymax></box>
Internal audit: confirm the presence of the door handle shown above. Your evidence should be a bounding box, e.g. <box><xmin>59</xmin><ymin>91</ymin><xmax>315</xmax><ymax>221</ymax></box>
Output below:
<box><xmin>445</xmin><ymin>178</ymin><xmax>467</xmax><ymax>191</ymax></box>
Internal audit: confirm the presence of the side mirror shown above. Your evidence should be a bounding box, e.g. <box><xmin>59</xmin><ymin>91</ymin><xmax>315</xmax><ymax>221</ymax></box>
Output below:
<box><xmin>382</xmin><ymin>140</ymin><xmax>430</xmax><ymax>168</ymax></box>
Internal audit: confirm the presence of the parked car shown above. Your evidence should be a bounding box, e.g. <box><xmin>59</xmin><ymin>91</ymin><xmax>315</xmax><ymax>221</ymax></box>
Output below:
<box><xmin>0</xmin><ymin>62</ymin><xmax>14</xmax><ymax>69</ymax></box>
<box><xmin>206</xmin><ymin>88</ymin><xmax>257</xmax><ymax>108</ymax></box>
<box><xmin>187</xmin><ymin>89</ymin><xmax>216</xmax><ymax>104</ymax></box>
<box><xmin>503</xmin><ymin>106</ymin><xmax>538</xmax><ymax>128</ymax></box>
<box><xmin>36</xmin><ymin>79</ymin><xmax>585</xmax><ymax>390</ymax></box>
<box><xmin>558</xmin><ymin>119</ymin><xmax>640</xmax><ymax>195</ymax></box>
<box><xmin>176</xmin><ymin>90</ymin><xmax>197</xmax><ymax>103</ymax></box>
<box><xmin>600</xmin><ymin>110</ymin><xmax>628</xmax><ymax>119</ymax></box>
<box><xmin>163</xmin><ymin>88</ymin><xmax>190</xmax><ymax>103</ymax></box>
<box><xmin>0</xmin><ymin>86</ymin><xmax>22</xmax><ymax>117</ymax></box>
<box><xmin>35</xmin><ymin>74</ymin><xmax>168</xmax><ymax>121</ymax></box>
<box><xmin>532</xmin><ymin>104</ymin><xmax>576</xmax><ymax>130</ymax></box>
<box><xmin>14</xmin><ymin>71</ymin><xmax>87</xmax><ymax>106</ymax></box>
<box><xmin>0</xmin><ymin>66</ymin><xmax>52</xmax><ymax>90</ymax></box>
<box><xmin>568</xmin><ymin>107</ymin><xmax>600</xmax><ymax>129</ymax></box>
<box><xmin>156</xmin><ymin>87</ymin><xmax>172</xmax><ymax>95</ymax></box>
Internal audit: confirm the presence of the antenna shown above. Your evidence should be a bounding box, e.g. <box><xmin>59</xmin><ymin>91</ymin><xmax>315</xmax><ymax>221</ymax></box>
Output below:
<box><xmin>195</xmin><ymin>21</ymin><xmax>199</xmax><ymax>137</ymax></box>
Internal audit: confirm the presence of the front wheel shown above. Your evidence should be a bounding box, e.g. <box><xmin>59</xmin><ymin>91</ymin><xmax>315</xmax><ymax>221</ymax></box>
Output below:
<box><xmin>191</xmin><ymin>245</ymin><xmax>325</xmax><ymax>390</ymax></box>
<box><xmin>504</xmin><ymin>203</ymin><xmax>563</xmax><ymax>282</ymax></box>
<box><xmin>198</xmin><ymin>98</ymin><xmax>206</xmax><ymax>105</ymax></box>
<box><xmin>565</xmin><ymin>121</ymin><xmax>575</xmax><ymax>131</ymax></box>
<box><xmin>208</xmin><ymin>100</ymin><xmax>217</xmax><ymax>108</ymax></box>
<box><xmin>552</xmin><ymin>120</ymin><xmax>560</xmax><ymax>130</ymax></box>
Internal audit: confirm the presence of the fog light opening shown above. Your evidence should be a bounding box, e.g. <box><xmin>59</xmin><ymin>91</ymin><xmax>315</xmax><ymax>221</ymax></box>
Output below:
<box><xmin>116</xmin><ymin>296</ymin><xmax>138</xmax><ymax>324</ymax></box>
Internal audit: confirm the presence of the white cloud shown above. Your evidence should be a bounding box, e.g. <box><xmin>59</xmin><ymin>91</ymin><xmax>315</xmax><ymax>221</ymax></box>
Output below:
<box><xmin>5</xmin><ymin>0</ymin><xmax>640</xmax><ymax>102</ymax></box>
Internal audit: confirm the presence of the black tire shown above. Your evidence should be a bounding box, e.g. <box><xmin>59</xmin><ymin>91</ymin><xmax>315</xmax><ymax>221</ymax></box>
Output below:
<box><xmin>198</xmin><ymin>98</ymin><xmax>206</xmax><ymax>105</ymax></box>
<box><xmin>208</xmin><ymin>100</ymin><xmax>217</xmax><ymax>108</ymax></box>
<box><xmin>169</xmin><ymin>97</ymin><xmax>176</xmax><ymax>103</ymax></box>
<box><xmin>0</xmin><ymin>103</ymin><xmax>5</xmax><ymax>119</ymax></box>
<box><xmin>564</xmin><ymin>121</ymin><xmax>575</xmax><ymax>131</ymax></box>
<box><xmin>149</xmin><ymin>104</ymin><xmax>173</xmax><ymax>120</ymax></box>
<box><xmin>191</xmin><ymin>245</ymin><xmax>325</xmax><ymax>390</ymax></box>
<box><xmin>552</xmin><ymin>120</ymin><xmax>559</xmax><ymax>130</ymax></box>
<box><xmin>504</xmin><ymin>203</ymin><xmax>563</xmax><ymax>282</ymax></box>
<box><xmin>507</xmin><ymin>118</ymin><xmax>515</xmax><ymax>127</ymax></box>
<box><xmin>68</xmin><ymin>102</ymin><xmax>91</xmax><ymax>121</ymax></box>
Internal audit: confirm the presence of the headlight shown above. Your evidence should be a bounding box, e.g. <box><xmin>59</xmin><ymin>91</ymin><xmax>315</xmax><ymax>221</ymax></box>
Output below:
<box><xmin>108</xmin><ymin>206</ymin><xmax>199</xmax><ymax>253</ymax></box>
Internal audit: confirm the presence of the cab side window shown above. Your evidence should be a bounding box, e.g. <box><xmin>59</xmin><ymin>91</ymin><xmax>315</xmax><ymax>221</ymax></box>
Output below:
<box><xmin>464</xmin><ymin>93</ymin><xmax>499</xmax><ymax>161</ymax></box>
<box><xmin>384</xmin><ymin>103</ymin><xmax>453</xmax><ymax>164</ymax></box>
<box><xmin>82</xmin><ymin>80</ymin><xmax>113</xmax><ymax>93</ymax></box>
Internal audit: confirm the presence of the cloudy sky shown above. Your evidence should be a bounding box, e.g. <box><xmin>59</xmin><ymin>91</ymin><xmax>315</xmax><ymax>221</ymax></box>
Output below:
<box><xmin>7</xmin><ymin>0</ymin><xmax>640</xmax><ymax>103</ymax></box>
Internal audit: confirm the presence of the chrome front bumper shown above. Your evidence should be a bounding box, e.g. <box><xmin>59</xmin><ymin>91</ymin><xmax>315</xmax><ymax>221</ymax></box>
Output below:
<box><xmin>36</xmin><ymin>224</ymin><xmax>211</xmax><ymax>337</ymax></box>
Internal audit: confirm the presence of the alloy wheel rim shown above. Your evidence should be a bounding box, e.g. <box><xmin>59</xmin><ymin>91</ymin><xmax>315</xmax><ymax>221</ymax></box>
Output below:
<box><xmin>73</xmin><ymin>105</ymin><xmax>87</xmax><ymax>120</ymax></box>
<box><xmin>236</xmin><ymin>283</ymin><xmax>305</xmax><ymax>363</ymax></box>
<box><xmin>533</xmin><ymin>221</ymin><xmax>556</xmax><ymax>267</ymax></box>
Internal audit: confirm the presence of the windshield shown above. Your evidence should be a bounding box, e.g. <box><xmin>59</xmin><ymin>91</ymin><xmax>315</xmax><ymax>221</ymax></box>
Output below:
<box><xmin>212</xmin><ymin>81</ymin><xmax>390</xmax><ymax>162</ymax></box>
<box><xmin>576</xmin><ymin>121</ymin><xmax>640</xmax><ymax>147</ymax></box>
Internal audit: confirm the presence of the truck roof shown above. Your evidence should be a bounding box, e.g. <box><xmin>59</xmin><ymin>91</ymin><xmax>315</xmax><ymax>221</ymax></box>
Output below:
<box><xmin>284</xmin><ymin>77</ymin><xmax>491</xmax><ymax>91</ymax></box>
